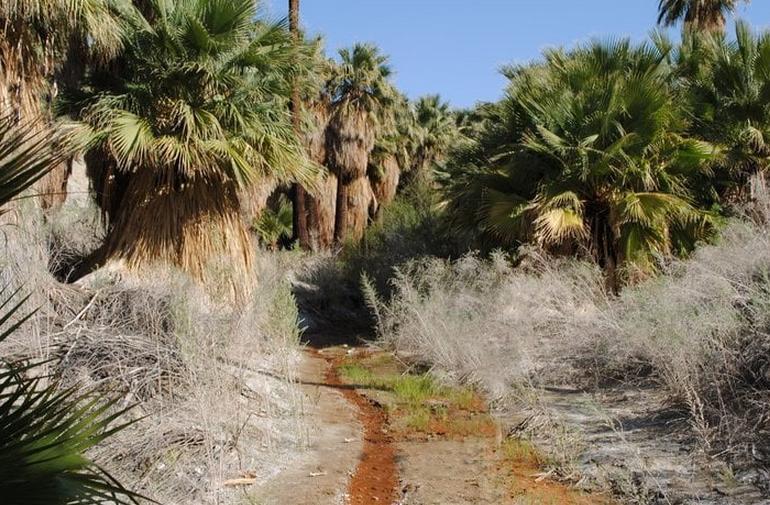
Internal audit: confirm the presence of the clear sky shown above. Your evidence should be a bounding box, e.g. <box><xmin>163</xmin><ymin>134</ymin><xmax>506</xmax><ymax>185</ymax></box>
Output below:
<box><xmin>265</xmin><ymin>1</ymin><xmax>770</xmax><ymax>109</ymax></box>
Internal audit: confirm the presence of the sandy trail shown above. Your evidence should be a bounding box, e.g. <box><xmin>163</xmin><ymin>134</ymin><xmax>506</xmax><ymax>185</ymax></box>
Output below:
<box><xmin>253</xmin><ymin>350</ymin><xmax>362</xmax><ymax>505</ymax></box>
<box><xmin>257</xmin><ymin>345</ymin><xmax>613</xmax><ymax>505</ymax></box>
<box><xmin>324</xmin><ymin>353</ymin><xmax>399</xmax><ymax>505</ymax></box>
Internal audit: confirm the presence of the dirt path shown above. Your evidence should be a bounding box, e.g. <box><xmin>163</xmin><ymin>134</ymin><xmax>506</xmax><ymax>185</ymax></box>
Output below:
<box><xmin>258</xmin><ymin>345</ymin><xmax>613</xmax><ymax>505</ymax></box>
<box><xmin>324</xmin><ymin>354</ymin><xmax>399</xmax><ymax>505</ymax></box>
<box><xmin>252</xmin><ymin>350</ymin><xmax>362</xmax><ymax>505</ymax></box>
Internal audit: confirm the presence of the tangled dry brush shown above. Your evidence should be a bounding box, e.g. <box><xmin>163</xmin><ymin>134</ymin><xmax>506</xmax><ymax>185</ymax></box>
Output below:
<box><xmin>0</xmin><ymin>200</ymin><xmax>308</xmax><ymax>505</ymax></box>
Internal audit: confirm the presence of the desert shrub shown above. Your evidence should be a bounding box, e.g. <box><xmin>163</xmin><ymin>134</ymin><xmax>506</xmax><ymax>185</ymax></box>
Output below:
<box><xmin>574</xmin><ymin>210</ymin><xmax>770</xmax><ymax>456</ymax></box>
<box><xmin>367</xmin><ymin>250</ymin><xmax>604</xmax><ymax>400</ymax></box>
<box><xmin>371</xmin><ymin>202</ymin><xmax>770</xmax><ymax>459</ymax></box>
<box><xmin>1</xmin><ymin>202</ymin><xmax>308</xmax><ymax>505</ymax></box>
<box><xmin>44</xmin><ymin>199</ymin><xmax>104</xmax><ymax>282</ymax></box>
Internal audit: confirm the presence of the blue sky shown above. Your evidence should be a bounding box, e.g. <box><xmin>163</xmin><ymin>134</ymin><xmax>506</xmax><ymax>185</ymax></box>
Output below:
<box><xmin>265</xmin><ymin>1</ymin><xmax>770</xmax><ymax>108</ymax></box>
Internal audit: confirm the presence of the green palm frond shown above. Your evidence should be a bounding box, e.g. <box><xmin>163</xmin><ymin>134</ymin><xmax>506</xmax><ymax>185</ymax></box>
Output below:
<box><xmin>657</xmin><ymin>0</ymin><xmax>745</xmax><ymax>33</ymax></box>
<box><xmin>440</xmin><ymin>38</ymin><xmax>715</xmax><ymax>282</ymax></box>
<box><xmin>0</xmin><ymin>116</ymin><xmax>74</xmax><ymax>211</ymax></box>
<box><xmin>252</xmin><ymin>195</ymin><xmax>293</xmax><ymax>249</ymax></box>
<box><xmin>69</xmin><ymin>0</ymin><xmax>313</xmax><ymax>188</ymax></box>
<box><xmin>534</xmin><ymin>207</ymin><xmax>587</xmax><ymax>245</ymax></box>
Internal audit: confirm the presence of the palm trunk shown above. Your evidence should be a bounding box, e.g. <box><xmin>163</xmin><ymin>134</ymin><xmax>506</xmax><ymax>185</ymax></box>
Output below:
<box><xmin>97</xmin><ymin>169</ymin><xmax>252</xmax><ymax>283</ymax></box>
<box><xmin>306</xmin><ymin>172</ymin><xmax>337</xmax><ymax>249</ymax></box>
<box><xmin>589</xmin><ymin>212</ymin><xmax>619</xmax><ymax>292</ymax></box>
<box><xmin>328</xmin><ymin>106</ymin><xmax>375</xmax><ymax>245</ymax></box>
<box><xmin>370</xmin><ymin>155</ymin><xmax>400</xmax><ymax>207</ymax></box>
<box><xmin>289</xmin><ymin>0</ymin><xmax>310</xmax><ymax>248</ymax></box>
<box><xmin>334</xmin><ymin>177</ymin><xmax>348</xmax><ymax>243</ymax></box>
<box><xmin>335</xmin><ymin>176</ymin><xmax>375</xmax><ymax>243</ymax></box>
<box><xmin>0</xmin><ymin>26</ymin><xmax>71</xmax><ymax>210</ymax></box>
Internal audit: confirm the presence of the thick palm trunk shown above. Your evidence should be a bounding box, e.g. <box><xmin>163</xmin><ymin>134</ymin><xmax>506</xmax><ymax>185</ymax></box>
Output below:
<box><xmin>328</xmin><ymin>108</ymin><xmax>376</xmax><ymax>244</ymax></box>
<box><xmin>297</xmin><ymin>97</ymin><xmax>336</xmax><ymax>249</ymax></box>
<box><xmin>588</xmin><ymin>212</ymin><xmax>619</xmax><ymax>292</ymax></box>
<box><xmin>370</xmin><ymin>155</ymin><xmax>400</xmax><ymax>207</ymax></box>
<box><xmin>306</xmin><ymin>172</ymin><xmax>337</xmax><ymax>249</ymax></box>
<box><xmin>335</xmin><ymin>176</ymin><xmax>376</xmax><ymax>243</ymax></box>
<box><xmin>80</xmin><ymin>161</ymin><xmax>252</xmax><ymax>285</ymax></box>
<box><xmin>1</xmin><ymin>31</ymin><xmax>86</xmax><ymax>210</ymax></box>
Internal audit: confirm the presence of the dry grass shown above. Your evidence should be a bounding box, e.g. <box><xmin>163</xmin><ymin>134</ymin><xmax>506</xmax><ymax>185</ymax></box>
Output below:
<box><xmin>0</xmin><ymin>199</ymin><xmax>309</xmax><ymax>505</ymax></box>
<box><xmin>368</xmin><ymin>200</ymin><xmax>770</xmax><ymax>478</ymax></box>
<box><xmin>366</xmin><ymin>251</ymin><xmax>604</xmax><ymax>400</ymax></box>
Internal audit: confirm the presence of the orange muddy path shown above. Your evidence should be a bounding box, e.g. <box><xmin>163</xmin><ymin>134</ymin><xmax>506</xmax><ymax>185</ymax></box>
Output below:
<box><xmin>323</xmin><ymin>354</ymin><xmax>399</xmax><ymax>505</ymax></box>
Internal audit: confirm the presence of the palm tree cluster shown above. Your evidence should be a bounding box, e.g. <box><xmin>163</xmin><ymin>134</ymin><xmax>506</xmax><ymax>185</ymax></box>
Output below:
<box><xmin>292</xmin><ymin>44</ymin><xmax>459</xmax><ymax>249</ymax></box>
<box><xmin>442</xmin><ymin>20</ymin><xmax>770</xmax><ymax>285</ymax></box>
<box><xmin>1</xmin><ymin>0</ymin><xmax>458</xmax><ymax>277</ymax></box>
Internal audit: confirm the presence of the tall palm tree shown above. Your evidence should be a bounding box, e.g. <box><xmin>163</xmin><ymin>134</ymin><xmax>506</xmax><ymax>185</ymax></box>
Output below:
<box><xmin>288</xmin><ymin>0</ymin><xmax>312</xmax><ymax>248</ymax></box>
<box><xmin>443</xmin><ymin>40</ymin><xmax>716</xmax><ymax>285</ymax></box>
<box><xmin>0</xmin><ymin>0</ymin><xmax>134</xmax><ymax>209</ymax></box>
<box><xmin>66</xmin><ymin>0</ymin><xmax>312</xmax><ymax>286</ymax></box>
<box><xmin>657</xmin><ymin>0</ymin><xmax>747</xmax><ymax>34</ymax></box>
<box><xmin>300</xmin><ymin>61</ymin><xmax>337</xmax><ymax>250</ymax></box>
<box><xmin>327</xmin><ymin>43</ymin><xmax>395</xmax><ymax>243</ymax></box>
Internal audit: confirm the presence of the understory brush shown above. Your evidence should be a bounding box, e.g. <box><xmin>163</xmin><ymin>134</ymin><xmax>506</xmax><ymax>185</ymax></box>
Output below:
<box><xmin>369</xmin><ymin>204</ymin><xmax>770</xmax><ymax>465</ymax></box>
<box><xmin>367</xmin><ymin>251</ymin><xmax>604</xmax><ymax>400</ymax></box>
<box><xmin>296</xmin><ymin>180</ymin><xmax>459</xmax><ymax>334</ymax></box>
<box><xmin>1</xmin><ymin>201</ymin><xmax>307</xmax><ymax>505</ymax></box>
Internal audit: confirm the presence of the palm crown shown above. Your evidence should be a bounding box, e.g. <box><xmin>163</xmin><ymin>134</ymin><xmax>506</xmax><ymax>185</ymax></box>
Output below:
<box><xmin>682</xmin><ymin>21</ymin><xmax>770</xmax><ymax>199</ymax></box>
<box><xmin>75</xmin><ymin>0</ymin><xmax>310</xmax><ymax>188</ymax></box>
<box><xmin>65</xmin><ymin>0</ymin><xmax>312</xmax><ymax>280</ymax></box>
<box><xmin>443</xmin><ymin>40</ymin><xmax>716</xmax><ymax>282</ymax></box>
<box><xmin>657</xmin><ymin>0</ymin><xmax>747</xmax><ymax>33</ymax></box>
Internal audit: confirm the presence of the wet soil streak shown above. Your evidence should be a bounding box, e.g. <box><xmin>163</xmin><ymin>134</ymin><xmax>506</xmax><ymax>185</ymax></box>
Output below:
<box><xmin>324</xmin><ymin>356</ymin><xmax>398</xmax><ymax>505</ymax></box>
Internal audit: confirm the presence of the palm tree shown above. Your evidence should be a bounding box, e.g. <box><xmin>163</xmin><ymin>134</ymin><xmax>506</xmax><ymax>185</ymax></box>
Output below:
<box><xmin>681</xmin><ymin>21</ymin><xmax>770</xmax><ymax>201</ymax></box>
<box><xmin>327</xmin><ymin>43</ymin><xmax>395</xmax><ymax>243</ymax></box>
<box><xmin>293</xmin><ymin>42</ymin><xmax>337</xmax><ymax>250</ymax></box>
<box><xmin>0</xmin><ymin>0</ymin><xmax>134</xmax><ymax>209</ymax></box>
<box><xmin>657</xmin><ymin>0</ymin><xmax>747</xmax><ymax>34</ymax></box>
<box><xmin>368</xmin><ymin>94</ymin><xmax>413</xmax><ymax>208</ymax></box>
<box><xmin>410</xmin><ymin>95</ymin><xmax>457</xmax><ymax>174</ymax></box>
<box><xmin>443</xmin><ymin>40</ymin><xmax>716</xmax><ymax>285</ymax></box>
<box><xmin>288</xmin><ymin>0</ymin><xmax>312</xmax><ymax>248</ymax></box>
<box><xmin>301</xmin><ymin>83</ymin><xmax>337</xmax><ymax>249</ymax></box>
<box><xmin>66</xmin><ymin>0</ymin><xmax>312</xmax><ymax>286</ymax></box>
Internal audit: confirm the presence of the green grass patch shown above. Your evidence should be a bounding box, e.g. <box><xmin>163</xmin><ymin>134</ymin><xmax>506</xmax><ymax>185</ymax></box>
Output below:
<box><xmin>338</xmin><ymin>352</ymin><xmax>495</xmax><ymax>437</ymax></box>
<box><xmin>338</xmin><ymin>359</ymin><xmax>446</xmax><ymax>406</ymax></box>
<box><xmin>405</xmin><ymin>408</ymin><xmax>432</xmax><ymax>431</ymax></box>
<box><xmin>449</xmin><ymin>387</ymin><xmax>478</xmax><ymax>411</ymax></box>
<box><xmin>391</xmin><ymin>374</ymin><xmax>441</xmax><ymax>404</ymax></box>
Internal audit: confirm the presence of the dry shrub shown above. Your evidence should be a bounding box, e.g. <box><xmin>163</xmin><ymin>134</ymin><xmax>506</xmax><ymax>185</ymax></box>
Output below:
<box><xmin>0</xmin><ymin>201</ymin><xmax>308</xmax><ymax>505</ymax></box>
<box><xmin>367</xmin><ymin>251</ymin><xmax>604</xmax><ymax>400</ymax></box>
<box><xmin>573</xmin><ymin>211</ymin><xmax>770</xmax><ymax>458</ymax></box>
<box><xmin>372</xmin><ymin>205</ymin><xmax>770</xmax><ymax>462</ymax></box>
